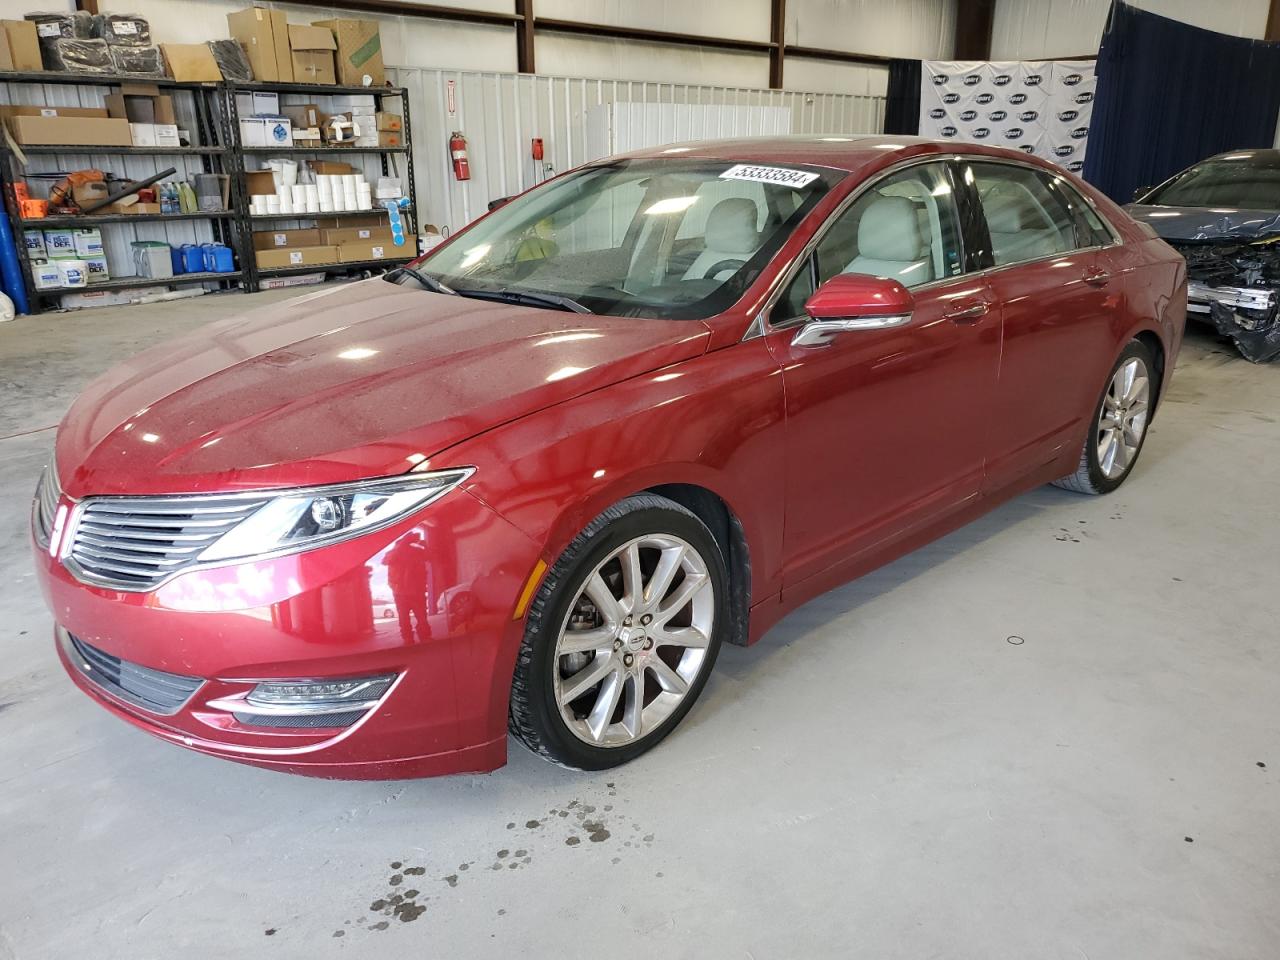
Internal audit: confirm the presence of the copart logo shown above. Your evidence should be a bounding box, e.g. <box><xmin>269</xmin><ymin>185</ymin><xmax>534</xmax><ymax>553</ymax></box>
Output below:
<box><xmin>1024</xmin><ymin>74</ymin><xmax>1043</xmax><ymax>85</ymax></box>
<box><xmin>963</xmin><ymin>74</ymin><xmax>982</xmax><ymax>86</ymax></box>
<box><xmin>1071</xmin><ymin>126</ymin><xmax>1089</xmax><ymax>139</ymax></box>
<box><xmin>1058</xmin><ymin>109</ymin><xmax>1079</xmax><ymax>122</ymax></box>
<box><xmin>1018</xmin><ymin>144</ymin><xmax>1035</xmax><ymax>154</ymax></box>
<box><xmin>1067</xmin><ymin>160</ymin><xmax>1084</xmax><ymax>172</ymax></box>
<box><xmin>932</xmin><ymin>73</ymin><xmax>949</xmax><ymax>85</ymax></box>
<box><xmin>993</xmin><ymin>74</ymin><xmax>1012</xmax><ymax>86</ymax></box>
<box><xmin>976</xmin><ymin>92</ymin><xmax>994</xmax><ymax>105</ymax></box>
<box><xmin>1062</xmin><ymin>73</ymin><xmax>1083</xmax><ymax>86</ymax></box>
<box><xmin>988</xmin><ymin>109</ymin><xmax>1007</xmax><ymax>122</ymax></box>
<box><xmin>943</xmin><ymin>92</ymin><xmax>961</xmax><ymax>104</ymax></box>
<box><xmin>929</xmin><ymin>108</ymin><xmax>946</xmax><ymax>120</ymax></box>
<box><xmin>1019</xmin><ymin>110</ymin><xmax>1039</xmax><ymax>122</ymax></box>
<box><xmin>1074</xmin><ymin>91</ymin><xmax>1094</xmax><ymax>104</ymax></box>
<box><xmin>1004</xmin><ymin>127</ymin><xmax>1025</xmax><ymax>140</ymax></box>
<box><xmin>960</xmin><ymin>109</ymin><xmax>978</xmax><ymax>121</ymax></box>
<box><xmin>940</xmin><ymin>125</ymin><xmax>958</xmax><ymax>137</ymax></box>
<box><xmin>1054</xmin><ymin>144</ymin><xmax>1075</xmax><ymax>157</ymax></box>
<box><xmin>1009</xmin><ymin>92</ymin><xmax>1028</xmax><ymax>105</ymax></box>
<box><xmin>972</xmin><ymin>127</ymin><xmax>991</xmax><ymax>139</ymax></box>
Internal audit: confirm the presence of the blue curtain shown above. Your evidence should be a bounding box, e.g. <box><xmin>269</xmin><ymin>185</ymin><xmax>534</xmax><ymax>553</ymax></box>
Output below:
<box><xmin>1083</xmin><ymin>0</ymin><xmax>1280</xmax><ymax>202</ymax></box>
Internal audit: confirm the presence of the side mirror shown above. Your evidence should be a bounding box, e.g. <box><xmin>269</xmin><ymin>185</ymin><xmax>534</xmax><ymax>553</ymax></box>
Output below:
<box><xmin>1132</xmin><ymin>185</ymin><xmax>1153</xmax><ymax>203</ymax></box>
<box><xmin>792</xmin><ymin>274</ymin><xmax>915</xmax><ymax>347</ymax></box>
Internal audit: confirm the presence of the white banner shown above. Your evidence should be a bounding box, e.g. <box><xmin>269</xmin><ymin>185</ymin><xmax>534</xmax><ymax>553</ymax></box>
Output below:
<box><xmin>919</xmin><ymin>60</ymin><xmax>1096</xmax><ymax>174</ymax></box>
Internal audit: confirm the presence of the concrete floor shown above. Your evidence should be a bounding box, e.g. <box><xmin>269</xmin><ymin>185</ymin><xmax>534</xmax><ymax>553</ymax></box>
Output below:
<box><xmin>1</xmin><ymin>288</ymin><xmax>1277</xmax><ymax>959</ymax></box>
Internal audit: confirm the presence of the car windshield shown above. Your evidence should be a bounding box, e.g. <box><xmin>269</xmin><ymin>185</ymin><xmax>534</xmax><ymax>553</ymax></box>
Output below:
<box><xmin>1145</xmin><ymin>154</ymin><xmax>1280</xmax><ymax>209</ymax></box>
<box><xmin>409</xmin><ymin>158</ymin><xmax>839</xmax><ymax>319</ymax></box>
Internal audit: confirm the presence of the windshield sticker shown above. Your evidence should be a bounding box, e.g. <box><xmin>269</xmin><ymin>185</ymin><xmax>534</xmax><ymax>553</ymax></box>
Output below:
<box><xmin>719</xmin><ymin>164</ymin><xmax>819</xmax><ymax>189</ymax></box>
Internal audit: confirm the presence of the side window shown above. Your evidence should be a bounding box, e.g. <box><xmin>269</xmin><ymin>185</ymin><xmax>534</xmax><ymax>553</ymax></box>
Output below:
<box><xmin>815</xmin><ymin>162</ymin><xmax>963</xmax><ymax>289</ymax></box>
<box><xmin>972</xmin><ymin>163</ymin><xmax>1079</xmax><ymax>266</ymax></box>
<box><xmin>1048</xmin><ymin>175</ymin><xmax>1115</xmax><ymax>248</ymax></box>
<box><xmin>774</xmin><ymin>257</ymin><xmax>816</xmax><ymax>322</ymax></box>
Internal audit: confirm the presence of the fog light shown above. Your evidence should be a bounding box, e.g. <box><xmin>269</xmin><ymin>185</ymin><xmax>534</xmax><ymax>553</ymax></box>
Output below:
<box><xmin>246</xmin><ymin>674</ymin><xmax>395</xmax><ymax>710</ymax></box>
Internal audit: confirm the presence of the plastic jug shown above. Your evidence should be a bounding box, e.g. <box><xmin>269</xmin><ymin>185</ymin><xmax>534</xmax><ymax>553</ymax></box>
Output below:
<box><xmin>208</xmin><ymin>244</ymin><xmax>235</xmax><ymax>273</ymax></box>
<box><xmin>181</xmin><ymin>244</ymin><xmax>204</xmax><ymax>273</ymax></box>
<box><xmin>170</xmin><ymin>245</ymin><xmax>185</xmax><ymax>275</ymax></box>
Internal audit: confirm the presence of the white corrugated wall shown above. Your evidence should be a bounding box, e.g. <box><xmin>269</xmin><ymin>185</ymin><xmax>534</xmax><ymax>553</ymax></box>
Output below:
<box><xmin>390</xmin><ymin>66</ymin><xmax>886</xmax><ymax>237</ymax></box>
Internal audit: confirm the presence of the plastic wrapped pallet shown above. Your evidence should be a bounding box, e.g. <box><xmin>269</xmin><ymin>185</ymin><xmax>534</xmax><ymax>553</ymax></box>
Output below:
<box><xmin>45</xmin><ymin>37</ymin><xmax>113</xmax><ymax>74</ymax></box>
<box><xmin>209</xmin><ymin>39</ymin><xmax>253</xmax><ymax>82</ymax></box>
<box><xmin>91</xmin><ymin>13</ymin><xmax>152</xmax><ymax>46</ymax></box>
<box><xmin>108</xmin><ymin>44</ymin><xmax>164</xmax><ymax>76</ymax></box>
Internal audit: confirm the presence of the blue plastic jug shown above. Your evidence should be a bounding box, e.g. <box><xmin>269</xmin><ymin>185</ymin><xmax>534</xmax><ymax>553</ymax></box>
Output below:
<box><xmin>170</xmin><ymin>245</ymin><xmax>185</xmax><ymax>275</ymax></box>
<box><xmin>181</xmin><ymin>244</ymin><xmax>203</xmax><ymax>273</ymax></box>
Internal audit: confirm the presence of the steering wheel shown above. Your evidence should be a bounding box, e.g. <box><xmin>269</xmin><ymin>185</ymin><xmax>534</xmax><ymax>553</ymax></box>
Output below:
<box><xmin>703</xmin><ymin>258</ymin><xmax>747</xmax><ymax>279</ymax></box>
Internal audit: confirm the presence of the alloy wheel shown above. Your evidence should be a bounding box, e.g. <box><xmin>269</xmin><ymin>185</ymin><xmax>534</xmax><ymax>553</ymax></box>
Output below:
<box><xmin>553</xmin><ymin>534</ymin><xmax>714</xmax><ymax>748</ymax></box>
<box><xmin>1096</xmin><ymin>356</ymin><xmax>1150</xmax><ymax>479</ymax></box>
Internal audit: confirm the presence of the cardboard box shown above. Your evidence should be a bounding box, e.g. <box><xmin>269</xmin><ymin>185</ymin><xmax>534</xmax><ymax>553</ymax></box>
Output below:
<box><xmin>0</xmin><ymin>106</ymin><xmax>107</xmax><ymax>121</ymax></box>
<box><xmin>317</xmin><ymin>213</ymin><xmax>385</xmax><ymax>228</ymax></box>
<box><xmin>292</xmin><ymin>126</ymin><xmax>322</xmax><ymax>147</ymax></box>
<box><xmin>375</xmin><ymin>112</ymin><xmax>403</xmax><ymax>132</ymax></box>
<box><xmin>256</xmin><ymin>245</ymin><xmax>338</xmax><ymax>269</ymax></box>
<box><xmin>105</xmin><ymin>85</ymin><xmax>177</xmax><ymax>125</ymax></box>
<box><xmin>252</xmin><ymin>228</ymin><xmax>324</xmax><ymax>250</ymax></box>
<box><xmin>239</xmin><ymin>116</ymin><xmax>292</xmax><ymax>147</ymax></box>
<box><xmin>338</xmin><ymin>240</ymin><xmax>391</xmax><ymax>263</ymax></box>
<box><xmin>9</xmin><ymin>116</ymin><xmax>132</xmax><ymax>147</ymax></box>
<box><xmin>323</xmin><ymin>226</ymin><xmax>394</xmax><ymax>245</ymax></box>
<box><xmin>129</xmin><ymin>122</ymin><xmax>156</xmax><ymax>147</ymax></box>
<box><xmin>245</xmin><ymin>169</ymin><xmax>277</xmax><ymax>196</ymax></box>
<box><xmin>162</xmin><ymin>44</ymin><xmax>223</xmax><ymax>82</ymax></box>
<box><xmin>308</xmin><ymin>160</ymin><xmax>357</xmax><ymax>176</ymax></box>
<box><xmin>313</xmin><ymin>19</ymin><xmax>383</xmax><ymax>86</ymax></box>
<box><xmin>235</xmin><ymin>91</ymin><xmax>279</xmax><ymax>116</ymax></box>
<box><xmin>153</xmin><ymin>123</ymin><xmax>181</xmax><ymax>148</ymax></box>
<box><xmin>281</xmin><ymin>103</ymin><xmax>321</xmax><ymax>128</ymax></box>
<box><xmin>378</xmin><ymin>131</ymin><xmax>403</xmax><ymax>148</ymax></box>
<box><xmin>288</xmin><ymin>24</ymin><xmax>336</xmax><ymax>85</ymax></box>
<box><xmin>227</xmin><ymin>7</ymin><xmax>293</xmax><ymax>83</ymax></box>
<box><xmin>2</xmin><ymin>20</ymin><xmax>42</xmax><ymax>72</ymax></box>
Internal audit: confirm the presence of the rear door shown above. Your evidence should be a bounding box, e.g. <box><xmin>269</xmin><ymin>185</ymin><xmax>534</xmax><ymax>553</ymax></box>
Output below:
<box><xmin>960</xmin><ymin>159</ymin><xmax>1122</xmax><ymax>490</ymax></box>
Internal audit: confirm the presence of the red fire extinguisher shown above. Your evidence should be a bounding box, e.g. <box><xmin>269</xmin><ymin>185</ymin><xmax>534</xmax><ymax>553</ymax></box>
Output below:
<box><xmin>450</xmin><ymin>131</ymin><xmax>471</xmax><ymax>181</ymax></box>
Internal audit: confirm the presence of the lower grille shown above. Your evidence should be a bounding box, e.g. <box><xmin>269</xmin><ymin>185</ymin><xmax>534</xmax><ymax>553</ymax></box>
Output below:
<box><xmin>233</xmin><ymin>710</ymin><xmax>365</xmax><ymax>728</ymax></box>
<box><xmin>66</xmin><ymin>493</ymin><xmax>270</xmax><ymax>591</ymax></box>
<box><xmin>64</xmin><ymin>632</ymin><xmax>203</xmax><ymax>716</ymax></box>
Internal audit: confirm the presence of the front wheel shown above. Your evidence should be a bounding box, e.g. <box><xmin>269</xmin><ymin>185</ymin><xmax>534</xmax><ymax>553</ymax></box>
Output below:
<box><xmin>1053</xmin><ymin>339</ymin><xmax>1155</xmax><ymax>495</ymax></box>
<box><xmin>509</xmin><ymin>494</ymin><xmax>726</xmax><ymax>770</ymax></box>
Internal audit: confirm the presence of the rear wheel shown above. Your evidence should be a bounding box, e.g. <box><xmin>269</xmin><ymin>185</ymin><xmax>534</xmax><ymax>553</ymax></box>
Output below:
<box><xmin>509</xmin><ymin>494</ymin><xmax>726</xmax><ymax>770</ymax></box>
<box><xmin>1053</xmin><ymin>339</ymin><xmax>1154</xmax><ymax>495</ymax></box>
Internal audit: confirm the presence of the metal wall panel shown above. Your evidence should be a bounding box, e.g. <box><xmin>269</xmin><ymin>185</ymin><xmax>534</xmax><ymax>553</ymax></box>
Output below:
<box><xmin>388</xmin><ymin>66</ymin><xmax>885</xmax><ymax>238</ymax></box>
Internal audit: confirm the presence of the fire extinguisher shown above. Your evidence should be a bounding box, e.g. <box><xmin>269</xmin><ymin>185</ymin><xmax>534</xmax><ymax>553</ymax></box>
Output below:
<box><xmin>450</xmin><ymin>131</ymin><xmax>471</xmax><ymax>181</ymax></box>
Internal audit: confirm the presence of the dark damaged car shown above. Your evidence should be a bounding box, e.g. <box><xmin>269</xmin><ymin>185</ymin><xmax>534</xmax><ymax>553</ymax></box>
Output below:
<box><xmin>1127</xmin><ymin>149</ymin><xmax>1280</xmax><ymax>362</ymax></box>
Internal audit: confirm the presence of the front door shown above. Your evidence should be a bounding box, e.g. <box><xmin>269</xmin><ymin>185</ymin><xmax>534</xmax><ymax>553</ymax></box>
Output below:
<box><xmin>765</xmin><ymin>160</ymin><xmax>1002</xmax><ymax>590</ymax></box>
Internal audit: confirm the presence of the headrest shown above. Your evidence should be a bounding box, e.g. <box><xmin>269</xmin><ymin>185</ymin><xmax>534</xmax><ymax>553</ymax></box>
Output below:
<box><xmin>983</xmin><ymin>188</ymin><xmax>1025</xmax><ymax>233</ymax></box>
<box><xmin>704</xmin><ymin>198</ymin><xmax>760</xmax><ymax>254</ymax></box>
<box><xmin>856</xmin><ymin>195</ymin><xmax>924</xmax><ymax>262</ymax></box>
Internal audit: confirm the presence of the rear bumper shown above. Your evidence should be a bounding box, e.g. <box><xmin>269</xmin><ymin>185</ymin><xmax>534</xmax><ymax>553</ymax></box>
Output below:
<box><xmin>36</xmin><ymin>489</ymin><xmax>541</xmax><ymax>779</ymax></box>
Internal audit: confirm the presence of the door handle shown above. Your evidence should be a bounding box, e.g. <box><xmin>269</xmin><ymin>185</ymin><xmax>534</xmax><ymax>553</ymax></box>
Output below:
<box><xmin>944</xmin><ymin>302</ymin><xmax>989</xmax><ymax>324</ymax></box>
<box><xmin>1084</xmin><ymin>268</ymin><xmax>1111</xmax><ymax>286</ymax></box>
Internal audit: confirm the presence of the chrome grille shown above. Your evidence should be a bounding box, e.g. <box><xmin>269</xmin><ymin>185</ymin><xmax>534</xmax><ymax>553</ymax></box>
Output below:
<box><xmin>64</xmin><ymin>631</ymin><xmax>202</xmax><ymax>715</ymax></box>
<box><xmin>33</xmin><ymin>466</ymin><xmax>61</xmax><ymax>548</ymax></box>
<box><xmin>67</xmin><ymin>493</ymin><xmax>270</xmax><ymax>591</ymax></box>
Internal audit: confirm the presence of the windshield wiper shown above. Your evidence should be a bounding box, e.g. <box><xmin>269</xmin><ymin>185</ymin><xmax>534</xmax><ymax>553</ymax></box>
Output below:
<box><xmin>452</xmin><ymin>287</ymin><xmax>593</xmax><ymax>314</ymax></box>
<box><xmin>388</xmin><ymin>265</ymin><xmax>456</xmax><ymax>296</ymax></box>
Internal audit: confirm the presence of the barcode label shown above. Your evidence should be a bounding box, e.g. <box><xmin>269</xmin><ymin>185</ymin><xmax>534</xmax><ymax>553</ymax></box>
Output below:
<box><xmin>289</xmin><ymin>251</ymin><xmax>303</xmax><ymax>264</ymax></box>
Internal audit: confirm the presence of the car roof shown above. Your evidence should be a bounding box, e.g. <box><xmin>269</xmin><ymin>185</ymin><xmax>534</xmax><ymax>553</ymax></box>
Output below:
<box><xmin>615</xmin><ymin>135</ymin><xmax>1064</xmax><ymax>177</ymax></box>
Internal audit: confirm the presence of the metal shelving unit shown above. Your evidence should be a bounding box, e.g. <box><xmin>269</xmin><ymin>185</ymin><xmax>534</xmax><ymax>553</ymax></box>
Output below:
<box><xmin>0</xmin><ymin>71</ymin><xmax>245</xmax><ymax>313</ymax></box>
<box><xmin>221</xmin><ymin>79</ymin><xmax>417</xmax><ymax>293</ymax></box>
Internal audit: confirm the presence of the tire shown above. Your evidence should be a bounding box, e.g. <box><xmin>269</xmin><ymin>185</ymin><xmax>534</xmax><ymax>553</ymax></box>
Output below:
<box><xmin>1053</xmin><ymin>338</ymin><xmax>1156</xmax><ymax>495</ymax></box>
<box><xmin>509</xmin><ymin>494</ymin><xmax>727</xmax><ymax>770</ymax></box>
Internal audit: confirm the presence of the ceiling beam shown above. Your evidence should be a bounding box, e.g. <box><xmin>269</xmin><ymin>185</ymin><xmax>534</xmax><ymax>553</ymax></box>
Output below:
<box><xmin>785</xmin><ymin>45</ymin><xmax>893</xmax><ymax>67</ymax></box>
<box><xmin>533</xmin><ymin>18</ymin><xmax>775</xmax><ymax>55</ymax></box>
<box><xmin>305</xmin><ymin>0</ymin><xmax>522</xmax><ymax>27</ymax></box>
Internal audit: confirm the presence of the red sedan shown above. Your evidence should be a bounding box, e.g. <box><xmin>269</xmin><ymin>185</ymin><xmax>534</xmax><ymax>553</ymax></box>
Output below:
<box><xmin>32</xmin><ymin>137</ymin><xmax>1186</xmax><ymax>779</ymax></box>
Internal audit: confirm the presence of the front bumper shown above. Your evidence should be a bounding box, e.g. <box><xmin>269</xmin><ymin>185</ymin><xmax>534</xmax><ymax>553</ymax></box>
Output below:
<box><xmin>36</xmin><ymin>488</ymin><xmax>541</xmax><ymax>779</ymax></box>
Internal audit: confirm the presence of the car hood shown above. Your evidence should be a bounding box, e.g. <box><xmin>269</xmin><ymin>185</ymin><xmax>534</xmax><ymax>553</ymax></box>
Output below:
<box><xmin>57</xmin><ymin>278</ymin><xmax>711</xmax><ymax>498</ymax></box>
<box><xmin>1125</xmin><ymin>203</ymin><xmax>1280</xmax><ymax>242</ymax></box>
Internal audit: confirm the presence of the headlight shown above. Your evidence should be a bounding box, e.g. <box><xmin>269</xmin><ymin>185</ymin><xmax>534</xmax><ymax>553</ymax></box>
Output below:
<box><xmin>198</xmin><ymin>468</ymin><xmax>473</xmax><ymax>563</ymax></box>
